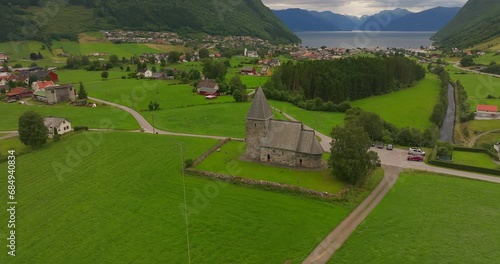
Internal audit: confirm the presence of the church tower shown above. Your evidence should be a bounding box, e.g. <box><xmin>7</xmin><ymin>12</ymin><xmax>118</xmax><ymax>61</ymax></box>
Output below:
<box><xmin>246</xmin><ymin>87</ymin><xmax>274</xmax><ymax>159</ymax></box>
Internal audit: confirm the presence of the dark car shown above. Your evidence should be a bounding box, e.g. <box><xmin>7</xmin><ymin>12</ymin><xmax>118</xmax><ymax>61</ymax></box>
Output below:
<box><xmin>407</xmin><ymin>155</ymin><xmax>424</xmax><ymax>162</ymax></box>
<box><xmin>375</xmin><ymin>142</ymin><xmax>384</xmax><ymax>149</ymax></box>
<box><xmin>386</xmin><ymin>144</ymin><xmax>393</xmax><ymax>150</ymax></box>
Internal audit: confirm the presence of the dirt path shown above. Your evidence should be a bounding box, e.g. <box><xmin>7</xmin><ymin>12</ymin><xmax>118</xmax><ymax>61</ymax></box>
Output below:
<box><xmin>0</xmin><ymin>131</ymin><xmax>19</xmax><ymax>140</ymax></box>
<box><xmin>89</xmin><ymin>97</ymin><xmax>242</xmax><ymax>141</ymax></box>
<box><xmin>468</xmin><ymin>129</ymin><xmax>500</xmax><ymax>147</ymax></box>
<box><xmin>303</xmin><ymin>165</ymin><xmax>402</xmax><ymax>264</ymax></box>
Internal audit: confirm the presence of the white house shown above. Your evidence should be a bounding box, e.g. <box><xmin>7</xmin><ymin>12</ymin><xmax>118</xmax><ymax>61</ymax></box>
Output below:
<box><xmin>44</xmin><ymin>117</ymin><xmax>72</xmax><ymax>138</ymax></box>
<box><xmin>137</xmin><ymin>70</ymin><xmax>153</xmax><ymax>78</ymax></box>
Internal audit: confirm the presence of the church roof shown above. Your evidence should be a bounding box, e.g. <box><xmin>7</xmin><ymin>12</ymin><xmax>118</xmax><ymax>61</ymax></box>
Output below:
<box><xmin>261</xmin><ymin>120</ymin><xmax>323</xmax><ymax>155</ymax></box>
<box><xmin>246</xmin><ymin>87</ymin><xmax>274</xmax><ymax>120</ymax></box>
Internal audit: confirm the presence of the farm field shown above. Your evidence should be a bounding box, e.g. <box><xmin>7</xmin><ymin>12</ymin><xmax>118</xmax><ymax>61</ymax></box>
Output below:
<box><xmin>474</xmin><ymin>52</ymin><xmax>500</xmax><ymax>65</ymax></box>
<box><xmin>0</xmin><ymin>132</ymin><xmax>352</xmax><ymax>263</ymax></box>
<box><xmin>196</xmin><ymin>141</ymin><xmax>343</xmax><ymax>193</ymax></box>
<box><xmin>0</xmin><ymin>136</ymin><xmax>31</xmax><ymax>156</ymax></box>
<box><xmin>466</xmin><ymin>120</ymin><xmax>500</xmax><ymax>134</ymax></box>
<box><xmin>446</xmin><ymin>65</ymin><xmax>500</xmax><ymax>110</ymax></box>
<box><xmin>0</xmin><ymin>101</ymin><xmax>139</xmax><ymax>131</ymax></box>
<box><xmin>451</xmin><ymin>150</ymin><xmax>498</xmax><ymax>169</ymax></box>
<box><xmin>330</xmin><ymin>172</ymin><xmax>500</xmax><ymax>263</ymax></box>
<box><xmin>351</xmin><ymin>74</ymin><xmax>441</xmax><ymax>129</ymax></box>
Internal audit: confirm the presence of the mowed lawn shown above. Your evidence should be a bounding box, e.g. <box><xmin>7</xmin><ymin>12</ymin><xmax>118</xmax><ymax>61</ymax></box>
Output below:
<box><xmin>196</xmin><ymin>141</ymin><xmax>343</xmax><ymax>193</ymax></box>
<box><xmin>451</xmin><ymin>150</ymin><xmax>499</xmax><ymax>169</ymax></box>
<box><xmin>351</xmin><ymin>74</ymin><xmax>441</xmax><ymax>129</ymax></box>
<box><xmin>0</xmin><ymin>132</ymin><xmax>351</xmax><ymax>263</ymax></box>
<box><xmin>330</xmin><ymin>172</ymin><xmax>500</xmax><ymax>263</ymax></box>
<box><xmin>0</xmin><ymin>102</ymin><xmax>139</xmax><ymax>131</ymax></box>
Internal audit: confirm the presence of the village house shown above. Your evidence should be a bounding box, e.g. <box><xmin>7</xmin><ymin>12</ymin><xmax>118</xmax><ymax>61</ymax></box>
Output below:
<box><xmin>45</xmin><ymin>84</ymin><xmax>76</xmax><ymax>104</ymax></box>
<box><xmin>28</xmin><ymin>70</ymin><xmax>59</xmax><ymax>82</ymax></box>
<box><xmin>6</xmin><ymin>87</ymin><xmax>33</xmax><ymax>100</ymax></box>
<box><xmin>246</xmin><ymin>88</ymin><xmax>323</xmax><ymax>168</ymax></box>
<box><xmin>475</xmin><ymin>104</ymin><xmax>500</xmax><ymax>119</ymax></box>
<box><xmin>137</xmin><ymin>70</ymin><xmax>153</xmax><ymax>78</ymax></box>
<box><xmin>0</xmin><ymin>53</ymin><xmax>9</xmax><ymax>62</ymax></box>
<box><xmin>197</xmin><ymin>79</ymin><xmax>219</xmax><ymax>95</ymax></box>
<box><xmin>32</xmin><ymin>80</ymin><xmax>56</xmax><ymax>91</ymax></box>
<box><xmin>240</xmin><ymin>66</ymin><xmax>256</xmax><ymax>75</ymax></box>
<box><xmin>44</xmin><ymin>117</ymin><xmax>72</xmax><ymax>138</ymax></box>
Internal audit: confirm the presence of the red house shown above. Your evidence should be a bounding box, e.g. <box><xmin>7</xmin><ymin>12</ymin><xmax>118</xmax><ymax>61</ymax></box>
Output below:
<box><xmin>34</xmin><ymin>70</ymin><xmax>59</xmax><ymax>82</ymax></box>
<box><xmin>240</xmin><ymin>66</ymin><xmax>256</xmax><ymax>75</ymax></box>
<box><xmin>477</xmin><ymin>105</ymin><xmax>498</xmax><ymax>112</ymax></box>
<box><xmin>6</xmin><ymin>87</ymin><xmax>33</xmax><ymax>99</ymax></box>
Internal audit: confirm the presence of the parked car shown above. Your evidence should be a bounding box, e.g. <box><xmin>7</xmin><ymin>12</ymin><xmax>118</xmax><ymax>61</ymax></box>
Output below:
<box><xmin>407</xmin><ymin>155</ymin><xmax>424</xmax><ymax>162</ymax></box>
<box><xmin>375</xmin><ymin>142</ymin><xmax>384</xmax><ymax>149</ymax></box>
<box><xmin>386</xmin><ymin>144</ymin><xmax>393</xmax><ymax>150</ymax></box>
<box><xmin>408</xmin><ymin>147</ymin><xmax>425</xmax><ymax>156</ymax></box>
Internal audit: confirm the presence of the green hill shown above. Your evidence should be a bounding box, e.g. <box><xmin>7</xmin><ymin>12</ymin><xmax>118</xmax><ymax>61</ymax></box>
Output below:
<box><xmin>0</xmin><ymin>0</ymin><xmax>299</xmax><ymax>44</ymax></box>
<box><xmin>432</xmin><ymin>0</ymin><xmax>500</xmax><ymax>49</ymax></box>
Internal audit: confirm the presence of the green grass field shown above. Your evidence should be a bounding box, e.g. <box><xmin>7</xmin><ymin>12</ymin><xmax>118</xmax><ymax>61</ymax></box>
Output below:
<box><xmin>0</xmin><ymin>136</ymin><xmax>30</xmax><ymax>156</ymax></box>
<box><xmin>330</xmin><ymin>172</ymin><xmax>500</xmax><ymax>263</ymax></box>
<box><xmin>196</xmin><ymin>141</ymin><xmax>343</xmax><ymax>193</ymax></box>
<box><xmin>451</xmin><ymin>150</ymin><xmax>499</xmax><ymax>169</ymax></box>
<box><xmin>474</xmin><ymin>131</ymin><xmax>500</xmax><ymax>147</ymax></box>
<box><xmin>467</xmin><ymin>120</ymin><xmax>500</xmax><ymax>134</ymax></box>
<box><xmin>0</xmin><ymin>101</ymin><xmax>139</xmax><ymax>131</ymax></box>
<box><xmin>0</xmin><ymin>132</ymin><xmax>352</xmax><ymax>263</ymax></box>
<box><xmin>78</xmin><ymin>43</ymin><xmax>164</xmax><ymax>58</ymax></box>
<box><xmin>269</xmin><ymin>100</ymin><xmax>345</xmax><ymax>136</ymax></box>
<box><xmin>474</xmin><ymin>52</ymin><xmax>500</xmax><ymax>65</ymax></box>
<box><xmin>446</xmin><ymin>65</ymin><xmax>500</xmax><ymax>110</ymax></box>
<box><xmin>351</xmin><ymin>74</ymin><xmax>441</xmax><ymax>129</ymax></box>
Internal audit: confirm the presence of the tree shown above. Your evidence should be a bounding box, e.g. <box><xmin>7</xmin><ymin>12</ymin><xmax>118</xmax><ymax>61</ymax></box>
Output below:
<box><xmin>356</xmin><ymin>112</ymin><xmax>384</xmax><ymax>141</ymax></box>
<box><xmin>78</xmin><ymin>82</ymin><xmax>88</xmax><ymax>99</ymax></box>
<box><xmin>202</xmin><ymin>59</ymin><xmax>227</xmax><ymax>82</ymax></box>
<box><xmin>109</xmin><ymin>54</ymin><xmax>119</xmax><ymax>65</ymax></box>
<box><xmin>18</xmin><ymin>111</ymin><xmax>47</xmax><ymax>149</ymax></box>
<box><xmin>126</xmin><ymin>66</ymin><xmax>131</xmax><ymax>72</ymax></box>
<box><xmin>148</xmin><ymin>101</ymin><xmax>160</xmax><ymax>111</ymax></box>
<box><xmin>460</xmin><ymin>56</ymin><xmax>474</xmax><ymax>67</ymax></box>
<box><xmin>199</xmin><ymin>48</ymin><xmax>209</xmax><ymax>59</ymax></box>
<box><xmin>53</xmin><ymin>127</ymin><xmax>60</xmax><ymax>142</ymax></box>
<box><xmin>230</xmin><ymin>75</ymin><xmax>245</xmax><ymax>93</ymax></box>
<box><xmin>152</xmin><ymin>66</ymin><xmax>157</xmax><ymax>73</ymax></box>
<box><xmin>329</xmin><ymin>123</ymin><xmax>379</xmax><ymax>185</ymax></box>
<box><xmin>168</xmin><ymin>51</ymin><xmax>181</xmax><ymax>63</ymax></box>
<box><xmin>101</xmin><ymin>71</ymin><xmax>109</xmax><ymax>80</ymax></box>
<box><xmin>233</xmin><ymin>89</ymin><xmax>248</xmax><ymax>102</ymax></box>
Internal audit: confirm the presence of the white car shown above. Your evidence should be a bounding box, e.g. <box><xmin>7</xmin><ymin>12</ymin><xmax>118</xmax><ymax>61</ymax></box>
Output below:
<box><xmin>408</xmin><ymin>147</ymin><xmax>425</xmax><ymax>156</ymax></box>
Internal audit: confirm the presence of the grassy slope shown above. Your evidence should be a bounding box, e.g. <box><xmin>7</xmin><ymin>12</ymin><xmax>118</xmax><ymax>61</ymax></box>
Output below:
<box><xmin>0</xmin><ymin>132</ymin><xmax>350</xmax><ymax>263</ymax></box>
<box><xmin>0</xmin><ymin>102</ymin><xmax>139</xmax><ymax>131</ymax></box>
<box><xmin>196</xmin><ymin>141</ymin><xmax>344</xmax><ymax>193</ymax></box>
<box><xmin>475</xmin><ymin>131</ymin><xmax>500</xmax><ymax>147</ymax></box>
<box><xmin>330</xmin><ymin>172</ymin><xmax>500</xmax><ymax>263</ymax></box>
<box><xmin>446</xmin><ymin>64</ymin><xmax>500</xmax><ymax>110</ymax></box>
<box><xmin>351</xmin><ymin>74</ymin><xmax>441</xmax><ymax>129</ymax></box>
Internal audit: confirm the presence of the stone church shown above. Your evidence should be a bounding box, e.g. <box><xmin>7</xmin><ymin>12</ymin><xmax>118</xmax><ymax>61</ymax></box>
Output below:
<box><xmin>246</xmin><ymin>88</ymin><xmax>324</xmax><ymax>168</ymax></box>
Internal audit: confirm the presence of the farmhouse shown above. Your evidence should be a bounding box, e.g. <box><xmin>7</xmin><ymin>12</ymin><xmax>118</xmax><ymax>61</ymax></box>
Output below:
<box><xmin>45</xmin><ymin>84</ymin><xmax>76</xmax><ymax>104</ymax></box>
<box><xmin>32</xmin><ymin>80</ymin><xmax>56</xmax><ymax>91</ymax></box>
<box><xmin>44</xmin><ymin>117</ymin><xmax>72</xmax><ymax>138</ymax></box>
<box><xmin>0</xmin><ymin>54</ymin><xmax>9</xmax><ymax>62</ymax></box>
<box><xmin>137</xmin><ymin>70</ymin><xmax>153</xmax><ymax>78</ymax></box>
<box><xmin>475</xmin><ymin>104</ymin><xmax>500</xmax><ymax>119</ymax></box>
<box><xmin>241</xmin><ymin>66</ymin><xmax>256</xmax><ymax>75</ymax></box>
<box><xmin>6</xmin><ymin>87</ymin><xmax>33</xmax><ymax>99</ymax></box>
<box><xmin>246</xmin><ymin>88</ymin><xmax>323</xmax><ymax>168</ymax></box>
<box><xmin>197</xmin><ymin>79</ymin><xmax>219</xmax><ymax>95</ymax></box>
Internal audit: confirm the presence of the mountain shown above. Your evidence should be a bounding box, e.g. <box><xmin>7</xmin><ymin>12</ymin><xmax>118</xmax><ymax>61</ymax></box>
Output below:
<box><xmin>382</xmin><ymin>7</ymin><xmax>460</xmax><ymax>31</ymax></box>
<box><xmin>272</xmin><ymin>9</ymin><xmax>339</xmax><ymax>31</ymax></box>
<box><xmin>315</xmin><ymin>11</ymin><xmax>359</xmax><ymax>31</ymax></box>
<box><xmin>432</xmin><ymin>0</ymin><xmax>500</xmax><ymax>49</ymax></box>
<box><xmin>359</xmin><ymin>8</ymin><xmax>413</xmax><ymax>30</ymax></box>
<box><xmin>0</xmin><ymin>0</ymin><xmax>300</xmax><ymax>44</ymax></box>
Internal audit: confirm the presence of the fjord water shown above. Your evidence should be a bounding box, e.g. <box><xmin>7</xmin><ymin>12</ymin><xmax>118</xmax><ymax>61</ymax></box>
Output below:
<box><xmin>297</xmin><ymin>31</ymin><xmax>435</xmax><ymax>48</ymax></box>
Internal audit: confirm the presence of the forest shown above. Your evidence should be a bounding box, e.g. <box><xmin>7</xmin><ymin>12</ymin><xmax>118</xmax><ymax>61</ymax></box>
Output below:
<box><xmin>264</xmin><ymin>57</ymin><xmax>426</xmax><ymax>108</ymax></box>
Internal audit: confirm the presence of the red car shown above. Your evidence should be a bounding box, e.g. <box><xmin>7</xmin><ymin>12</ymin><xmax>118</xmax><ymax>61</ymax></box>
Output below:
<box><xmin>407</xmin><ymin>155</ymin><xmax>424</xmax><ymax>162</ymax></box>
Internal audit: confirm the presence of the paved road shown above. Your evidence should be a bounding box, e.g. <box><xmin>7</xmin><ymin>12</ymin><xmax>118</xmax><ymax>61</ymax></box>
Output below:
<box><xmin>0</xmin><ymin>131</ymin><xmax>19</xmax><ymax>140</ymax></box>
<box><xmin>303</xmin><ymin>165</ymin><xmax>402</xmax><ymax>263</ymax></box>
<box><xmin>468</xmin><ymin>129</ymin><xmax>500</xmax><ymax>147</ymax></box>
<box><xmin>454</xmin><ymin>63</ymin><xmax>500</xmax><ymax>78</ymax></box>
<box><xmin>89</xmin><ymin>97</ymin><xmax>240</xmax><ymax>141</ymax></box>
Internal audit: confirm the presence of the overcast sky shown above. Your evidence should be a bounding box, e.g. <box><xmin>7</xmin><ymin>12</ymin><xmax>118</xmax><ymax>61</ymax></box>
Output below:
<box><xmin>262</xmin><ymin>0</ymin><xmax>467</xmax><ymax>16</ymax></box>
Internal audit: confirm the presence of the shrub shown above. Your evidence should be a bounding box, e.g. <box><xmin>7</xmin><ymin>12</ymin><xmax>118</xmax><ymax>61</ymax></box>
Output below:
<box><xmin>74</xmin><ymin>126</ymin><xmax>89</xmax><ymax>131</ymax></box>
<box><xmin>184</xmin><ymin>158</ymin><xmax>194</xmax><ymax>168</ymax></box>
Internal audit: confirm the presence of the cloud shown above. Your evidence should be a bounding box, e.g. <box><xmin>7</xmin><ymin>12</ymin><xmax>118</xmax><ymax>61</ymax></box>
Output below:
<box><xmin>262</xmin><ymin>0</ymin><xmax>467</xmax><ymax>16</ymax></box>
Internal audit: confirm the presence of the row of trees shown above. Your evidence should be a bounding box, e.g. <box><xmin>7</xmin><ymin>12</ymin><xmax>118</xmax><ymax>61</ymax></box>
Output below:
<box><xmin>455</xmin><ymin>81</ymin><xmax>474</xmax><ymax>122</ymax></box>
<box><xmin>265</xmin><ymin>57</ymin><xmax>426</xmax><ymax>104</ymax></box>
<box><xmin>429</xmin><ymin>66</ymin><xmax>450</xmax><ymax>128</ymax></box>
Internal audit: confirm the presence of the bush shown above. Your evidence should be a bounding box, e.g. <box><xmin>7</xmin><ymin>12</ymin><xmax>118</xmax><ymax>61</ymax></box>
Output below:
<box><xmin>74</xmin><ymin>126</ymin><xmax>89</xmax><ymax>131</ymax></box>
<box><xmin>184</xmin><ymin>158</ymin><xmax>194</xmax><ymax>168</ymax></box>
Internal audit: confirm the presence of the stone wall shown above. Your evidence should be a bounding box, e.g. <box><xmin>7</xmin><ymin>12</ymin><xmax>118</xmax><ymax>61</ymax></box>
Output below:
<box><xmin>192</xmin><ymin>138</ymin><xmax>230</xmax><ymax>166</ymax></box>
<box><xmin>296</xmin><ymin>152</ymin><xmax>323</xmax><ymax>168</ymax></box>
<box><xmin>186</xmin><ymin>168</ymin><xmax>342</xmax><ymax>200</ymax></box>
<box><xmin>259</xmin><ymin>147</ymin><xmax>297</xmax><ymax>166</ymax></box>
